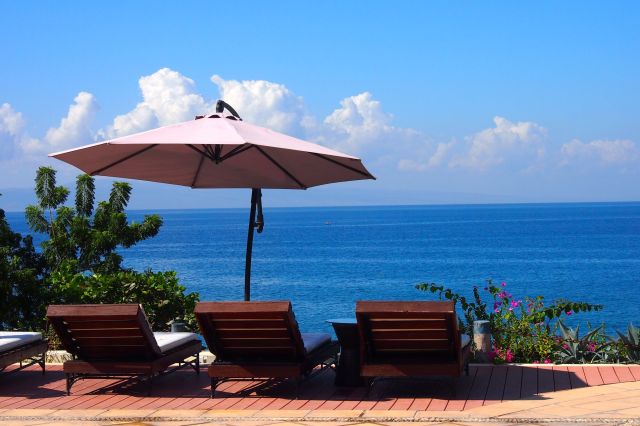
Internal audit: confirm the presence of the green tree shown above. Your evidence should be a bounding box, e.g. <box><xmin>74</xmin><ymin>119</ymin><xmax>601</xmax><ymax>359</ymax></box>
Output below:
<box><xmin>0</xmin><ymin>195</ymin><xmax>46</xmax><ymax>330</ymax></box>
<box><xmin>21</xmin><ymin>167</ymin><xmax>199</xmax><ymax>333</ymax></box>
<box><xmin>25</xmin><ymin>167</ymin><xmax>162</xmax><ymax>273</ymax></box>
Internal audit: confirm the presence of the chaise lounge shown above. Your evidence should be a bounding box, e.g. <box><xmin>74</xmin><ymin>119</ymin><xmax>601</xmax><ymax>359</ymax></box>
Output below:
<box><xmin>195</xmin><ymin>301</ymin><xmax>338</xmax><ymax>397</ymax></box>
<box><xmin>356</xmin><ymin>301</ymin><xmax>471</xmax><ymax>394</ymax></box>
<box><xmin>47</xmin><ymin>304</ymin><xmax>202</xmax><ymax>394</ymax></box>
<box><xmin>0</xmin><ymin>331</ymin><xmax>47</xmax><ymax>375</ymax></box>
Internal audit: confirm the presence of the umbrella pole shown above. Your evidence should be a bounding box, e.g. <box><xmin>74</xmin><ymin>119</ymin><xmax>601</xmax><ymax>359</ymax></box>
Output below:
<box><xmin>244</xmin><ymin>188</ymin><xmax>260</xmax><ymax>301</ymax></box>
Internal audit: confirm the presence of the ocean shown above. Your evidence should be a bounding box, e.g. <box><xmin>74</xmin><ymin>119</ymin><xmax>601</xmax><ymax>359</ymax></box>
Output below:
<box><xmin>6</xmin><ymin>202</ymin><xmax>640</xmax><ymax>335</ymax></box>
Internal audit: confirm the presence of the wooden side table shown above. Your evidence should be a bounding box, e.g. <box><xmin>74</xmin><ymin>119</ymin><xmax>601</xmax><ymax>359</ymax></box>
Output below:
<box><xmin>327</xmin><ymin>318</ymin><xmax>363</xmax><ymax>386</ymax></box>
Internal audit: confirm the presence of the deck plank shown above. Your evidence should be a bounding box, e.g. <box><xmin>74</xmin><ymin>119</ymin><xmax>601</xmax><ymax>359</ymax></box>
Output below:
<box><xmin>583</xmin><ymin>366</ymin><xmax>604</xmax><ymax>386</ymax></box>
<box><xmin>537</xmin><ymin>366</ymin><xmax>555</xmax><ymax>394</ymax></box>
<box><xmin>598</xmin><ymin>366</ymin><xmax>620</xmax><ymax>385</ymax></box>
<box><xmin>502</xmin><ymin>365</ymin><xmax>522</xmax><ymax>400</ymax></box>
<box><xmin>2</xmin><ymin>363</ymin><xmax>640</xmax><ymax>413</ymax></box>
<box><xmin>483</xmin><ymin>366</ymin><xmax>507</xmax><ymax>404</ymax></box>
<box><xmin>613</xmin><ymin>366</ymin><xmax>635</xmax><ymax>382</ymax></box>
<box><xmin>552</xmin><ymin>366</ymin><xmax>571</xmax><ymax>391</ymax></box>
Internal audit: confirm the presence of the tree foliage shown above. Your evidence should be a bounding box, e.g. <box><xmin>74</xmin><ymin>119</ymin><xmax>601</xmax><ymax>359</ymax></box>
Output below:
<box><xmin>2</xmin><ymin>167</ymin><xmax>199</xmax><ymax>334</ymax></box>
<box><xmin>26</xmin><ymin>167</ymin><xmax>163</xmax><ymax>274</ymax></box>
<box><xmin>0</xmin><ymin>195</ymin><xmax>46</xmax><ymax>330</ymax></box>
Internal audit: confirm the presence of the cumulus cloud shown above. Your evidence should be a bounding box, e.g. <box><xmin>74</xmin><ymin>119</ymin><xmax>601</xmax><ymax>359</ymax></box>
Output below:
<box><xmin>450</xmin><ymin>116</ymin><xmax>547</xmax><ymax>171</ymax></box>
<box><xmin>0</xmin><ymin>103</ymin><xmax>39</xmax><ymax>157</ymax></box>
<box><xmin>99</xmin><ymin>68</ymin><xmax>214</xmax><ymax>139</ymax></box>
<box><xmin>38</xmin><ymin>92</ymin><xmax>98</xmax><ymax>153</ymax></box>
<box><xmin>398</xmin><ymin>141</ymin><xmax>455</xmax><ymax>172</ymax></box>
<box><xmin>561</xmin><ymin>139</ymin><xmax>639</xmax><ymax>166</ymax></box>
<box><xmin>211</xmin><ymin>75</ymin><xmax>307</xmax><ymax>135</ymax></box>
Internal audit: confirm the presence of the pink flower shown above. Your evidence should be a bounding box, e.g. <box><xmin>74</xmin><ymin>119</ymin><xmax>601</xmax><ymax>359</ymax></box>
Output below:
<box><xmin>494</xmin><ymin>308</ymin><xmax>500</xmax><ymax>313</ymax></box>
<box><xmin>493</xmin><ymin>302</ymin><xmax>500</xmax><ymax>309</ymax></box>
<box><xmin>501</xmin><ymin>282</ymin><xmax>507</xmax><ymax>287</ymax></box>
<box><xmin>498</xmin><ymin>291</ymin><xmax>507</xmax><ymax>299</ymax></box>
<box><xmin>562</xmin><ymin>343</ymin><xmax>569</xmax><ymax>350</ymax></box>
<box><xmin>533</xmin><ymin>360</ymin><xmax>540</xmax><ymax>364</ymax></box>
<box><xmin>508</xmin><ymin>307</ymin><xmax>513</xmax><ymax>311</ymax></box>
<box><xmin>505</xmin><ymin>349</ymin><xmax>514</xmax><ymax>362</ymax></box>
<box><xmin>565</xmin><ymin>311</ymin><xmax>573</xmax><ymax>316</ymax></box>
<box><xmin>587</xmin><ymin>342</ymin><xmax>596</xmax><ymax>352</ymax></box>
<box><xmin>511</xmin><ymin>300</ymin><xmax>520</xmax><ymax>308</ymax></box>
<box><xmin>544</xmin><ymin>358</ymin><xmax>552</xmax><ymax>364</ymax></box>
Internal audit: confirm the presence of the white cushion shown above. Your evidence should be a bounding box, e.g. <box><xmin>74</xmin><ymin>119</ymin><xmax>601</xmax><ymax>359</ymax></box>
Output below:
<box><xmin>0</xmin><ymin>331</ymin><xmax>42</xmax><ymax>353</ymax></box>
<box><xmin>461</xmin><ymin>334</ymin><xmax>471</xmax><ymax>348</ymax></box>
<box><xmin>301</xmin><ymin>332</ymin><xmax>331</xmax><ymax>353</ymax></box>
<box><xmin>153</xmin><ymin>332</ymin><xmax>199</xmax><ymax>353</ymax></box>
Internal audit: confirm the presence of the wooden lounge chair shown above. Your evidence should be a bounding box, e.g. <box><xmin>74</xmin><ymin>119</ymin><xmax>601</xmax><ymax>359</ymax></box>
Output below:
<box><xmin>0</xmin><ymin>332</ymin><xmax>47</xmax><ymax>375</ymax></box>
<box><xmin>47</xmin><ymin>304</ymin><xmax>202</xmax><ymax>395</ymax></box>
<box><xmin>356</xmin><ymin>301</ymin><xmax>471</xmax><ymax>394</ymax></box>
<box><xmin>195</xmin><ymin>301</ymin><xmax>338</xmax><ymax>397</ymax></box>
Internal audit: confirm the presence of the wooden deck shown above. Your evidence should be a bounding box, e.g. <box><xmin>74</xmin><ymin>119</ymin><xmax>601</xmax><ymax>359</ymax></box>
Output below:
<box><xmin>1</xmin><ymin>364</ymin><xmax>639</xmax><ymax>412</ymax></box>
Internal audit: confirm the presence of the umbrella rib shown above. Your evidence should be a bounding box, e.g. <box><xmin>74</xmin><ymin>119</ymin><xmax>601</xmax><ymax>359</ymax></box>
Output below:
<box><xmin>253</xmin><ymin>146</ymin><xmax>307</xmax><ymax>189</ymax></box>
<box><xmin>186</xmin><ymin>144</ymin><xmax>212</xmax><ymax>160</ymax></box>
<box><xmin>310</xmin><ymin>153</ymin><xmax>376</xmax><ymax>179</ymax></box>
<box><xmin>89</xmin><ymin>144</ymin><xmax>159</xmax><ymax>175</ymax></box>
<box><xmin>191</xmin><ymin>154</ymin><xmax>206</xmax><ymax>188</ymax></box>
<box><xmin>219</xmin><ymin>144</ymin><xmax>253</xmax><ymax>162</ymax></box>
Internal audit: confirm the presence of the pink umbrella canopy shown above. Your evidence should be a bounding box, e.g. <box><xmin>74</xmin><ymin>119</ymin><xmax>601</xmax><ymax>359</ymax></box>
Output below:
<box><xmin>50</xmin><ymin>101</ymin><xmax>375</xmax><ymax>300</ymax></box>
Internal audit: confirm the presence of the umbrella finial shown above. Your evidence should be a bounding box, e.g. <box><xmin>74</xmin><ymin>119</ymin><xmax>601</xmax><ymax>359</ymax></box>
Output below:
<box><xmin>215</xmin><ymin>100</ymin><xmax>242</xmax><ymax>121</ymax></box>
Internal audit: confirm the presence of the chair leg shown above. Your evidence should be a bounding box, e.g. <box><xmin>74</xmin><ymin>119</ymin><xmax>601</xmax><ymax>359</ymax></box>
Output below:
<box><xmin>147</xmin><ymin>374</ymin><xmax>153</xmax><ymax>396</ymax></box>
<box><xmin>210</xmin><ymin>377</ymin><xmax>218</xmax><ymax>399</ymax></box>
<box><xmin>365</xmin><ymin>377</ymin><xmax>376</xmax><ymax>399</ymax></box>
<box><xmin>65</xmin><ymin>374</ymin><xmax>73</xmax><ymax>395</ymax></box>
<box><xmin>40</xmin><ymin>354</ymin><xmax>46</xmax><ymax>375</ymax></box>
<box><xmin>195</xmin><ymin>352</ymin><xmax>200</xmax><ymax>375</ymax></box>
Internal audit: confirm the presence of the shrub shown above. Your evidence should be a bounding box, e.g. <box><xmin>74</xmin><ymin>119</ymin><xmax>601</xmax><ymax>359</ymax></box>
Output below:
<box><xmin>48</xmin><ymin>263</ymin><xmax>199</xmax><ymax>331</ymax></box>
<box><xmin>554</xmin><ymin>321</ymin><xmax>617</xmax><ymax>363</ymax></box>
<box><xmin>616</xmin><ymin>324</ymin><xmax>640</xmax><ymax>363</ymax></box>
<box><xmin>416</xmin><ymin>280</ymin><xmax>603</xmax><ymax>363</ymax></box>
<box><xmin>0</xmin><ymin>196</ymin><xmax>46</xmax><ymax>331</ymax></box>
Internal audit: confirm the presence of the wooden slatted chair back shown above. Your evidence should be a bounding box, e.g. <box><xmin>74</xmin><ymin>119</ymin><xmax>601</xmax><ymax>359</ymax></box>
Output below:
<box><xmin>47</xmin><ymin>304</ymin><xmax>162</xmax><ymax>361</ymax></box>
<box><xmin>195</xmin><ymin>301</ymin><xmax>306</xmax><ymax>362</ymax></box>
<box><xmin>356</xmin><ymin>301</ymin><xmax>461</xmax><ymax>362</ymax></box>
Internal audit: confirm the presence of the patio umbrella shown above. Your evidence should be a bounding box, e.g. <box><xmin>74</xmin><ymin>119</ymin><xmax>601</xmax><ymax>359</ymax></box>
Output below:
<box><xmin>49</xmin><ymin>100</ymin><xmax>375</xmax><ymax>301</ymax></box>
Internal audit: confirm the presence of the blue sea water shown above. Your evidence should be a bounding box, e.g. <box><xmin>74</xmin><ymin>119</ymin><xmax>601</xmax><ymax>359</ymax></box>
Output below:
<box><xmin>6</xmin><ymin>202</ymin><xmax>640</xmax><ymax>335</ymax></box>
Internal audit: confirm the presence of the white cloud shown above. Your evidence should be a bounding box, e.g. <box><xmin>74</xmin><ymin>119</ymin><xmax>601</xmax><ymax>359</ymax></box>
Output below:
<box><xmin>0</xmin><ymin>103</ymin><xmax>26</xmax><ymax>136</ymax></box>
<box><xmin>211</xmin><ymin>75</ymin><xmax>307</xmax><ymax>135</ymax></box>
<box><xmin>561</xmin><ymin>139</ymin><xmax>639</xmax><ymax>166</ymax></box>
<box><xmin>39</xmin><ymin>91</ymin><xmax>98</xmax><ymax>153</ymax></box>
<box><xmin>99</xmin><ymin>68</ymin><xmax>213</xmax><ymax>139</ymax></box>
<box><xmin>319</xmin><ymin>92</ymin><xmax>418</xmax><ymax>154</ymax></box>
<box><xmin>450</xmin><ymin>116</ymin><xmax>547</xmax><ymax>171</ymax></box>
<box><xmin>398</xmin><ymin>141</ymin><xmax>455</xmax><ymax>172</ymax></box>
<box><xmin>0</xmin><ymin>102</ymin><xmax>39</xmax><ymax>157</ymax></box>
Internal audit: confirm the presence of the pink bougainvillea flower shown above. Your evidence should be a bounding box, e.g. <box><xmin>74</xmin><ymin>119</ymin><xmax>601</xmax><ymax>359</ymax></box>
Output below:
<box><xmin>493</xmin><ymin>302</ymin><xmax>500</xmax><ymax>309</ymax></box>
<box><xmin>511</xmin><ymin>300</ymin><xmax>520</xmax><ymax>308</ymax></box>
<box><xmin>562</xmin><ymin>343</ymin><xmax>569</xmax><ymax>350</ymax></box>
<box><xmin>498</xmin><ymin>291</ymin><xmax>507</xmax><ymax>299</ymax></box>
<box><xmin>544</xmin><ymin>358</ymin><xmax>552</xmax><ymax>364</ymax></box>
<box><xmin>587</xmin><ymin>342</ymin><xmax>596</xmax><ymax>352</ymax></box>
<box><xmin>565</xmin><ymin>311</ymin><xmax>573</xmax><ymax>316</ymax></box>
<box><xmin>505</xmin><ymin>349</ymin><xmax>514</xmax><ymax>362</ymax></box>
<box><xmin>501</xmin><ymin>282</ymin><xmax>507</xmax><ymax>287</ymax></box>
<box><xmin>533</xmin><ymin>360</ymin><xmax>540</xmax><ymax>364</ymax></box>
<box><xmin>494</xmin><ymin>308</ymin><xmax>500</xmax><ymax>313</ymax></box>
<box><xmin>508</xmin><ymin>307</ymin><xmax>513</xmax><ymax>311</ymax></box>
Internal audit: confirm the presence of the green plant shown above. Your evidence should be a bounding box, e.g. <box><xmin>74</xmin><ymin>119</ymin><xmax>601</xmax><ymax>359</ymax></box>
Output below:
<box><xmin>554</xmin><ymin>320</ymin><xmax>615</xmax><ymax>363</ymax></box>
<box><xmin>0</xmin><ymin>195</ymin><xmax>46</xmax><ymax>331</ymax></box>
<box><xmin>48</xmin><ymin>264</ymin><xmax>199</xmax><ymax>331</ymax></box>
<box><xmin>416</xmin><ymin>280</ymin><xmax>603</xmax><ymax>363</ymax></box>
<box><xmin>25</xmin><ymin>167</ymin><xmax>162</xmax><ymax>274</ymax></box>
<box><xmin>616</xmin><ymin>324</ymin><xmax>640</xmax><ymax>363</ymax></box>
<box><xmin>3</xmin><ymin>167</ymin><xmax>200</xmax><ymax>336</ymax></box>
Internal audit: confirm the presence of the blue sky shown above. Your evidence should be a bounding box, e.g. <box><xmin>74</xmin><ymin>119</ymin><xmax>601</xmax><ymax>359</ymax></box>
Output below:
<box><xmin>1</xmin><ymin>1</ymin><xmax>639</xmax><ymax>211</ymax></box>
